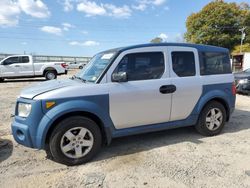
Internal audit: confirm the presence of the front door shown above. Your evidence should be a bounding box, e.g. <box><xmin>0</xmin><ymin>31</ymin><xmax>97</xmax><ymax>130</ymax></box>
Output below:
<box><xmin>107</xmin><ymin>47</ymin><xmax>173</xmax><ymax>129</ymax></box>
<box><xmin>0</xmin><ymin>56</ymin><xmax>20</xmax><ymax>77</ymax></box>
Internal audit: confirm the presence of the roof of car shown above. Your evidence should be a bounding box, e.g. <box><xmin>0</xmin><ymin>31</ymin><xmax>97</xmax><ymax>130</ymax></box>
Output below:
<box><xmin>101</xmin><ymin>43</ymin><xmax>229</xmax><ymax>54</ymax></box>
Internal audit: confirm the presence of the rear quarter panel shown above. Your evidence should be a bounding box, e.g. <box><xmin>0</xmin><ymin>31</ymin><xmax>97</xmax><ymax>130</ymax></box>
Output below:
<box><xmin>34</xmin><ymin>62</ymin><xmax>65</xmax><ymax>75</ymax></box>
<box><xmin>193</xmin><ymin>74</ymin><xmax>235</xmax><ymax>116</ymax></box>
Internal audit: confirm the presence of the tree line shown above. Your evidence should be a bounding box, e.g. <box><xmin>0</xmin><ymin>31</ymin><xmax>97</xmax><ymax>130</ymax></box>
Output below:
<box><xmin>151</xmin><ymin>0</ymin><xmax>250</xmax><ymax>53</ymax></box>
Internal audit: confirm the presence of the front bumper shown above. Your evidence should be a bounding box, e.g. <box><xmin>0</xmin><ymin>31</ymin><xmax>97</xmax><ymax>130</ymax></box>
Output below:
<box><xmin>12</xmin><ymin>119</ymin><xmax>34</xmax><ymax>148</ymax></box>
<box><xmin>11</xmin><ymin>98</ymin><xmax>49</xmax><ymax>149</ymax></box>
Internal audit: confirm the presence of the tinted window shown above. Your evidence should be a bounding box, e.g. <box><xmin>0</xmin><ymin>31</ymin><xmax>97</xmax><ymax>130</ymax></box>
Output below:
<box><xmin>172</xmin><ymin>52</ymin><xmax>196</xmax><ymax>77</ymax></box>
<box><xmin>3</xmin><ymin>57</ymin><xmax>19</xmax><ymax>65</ymax></box>
<box><xmin>114</xmin><ymin>52</ymin><xmax>164</xmax><ymax>81</ymax></box>
<box><xmin>21</xmin><ymin>56</ymin><xmax>29</xmax><ymax>63</ymax></box>
<box><xmin>200</xmin><ymin>52</ymin><xmax>231</xmax><ymax>75</ymax></box>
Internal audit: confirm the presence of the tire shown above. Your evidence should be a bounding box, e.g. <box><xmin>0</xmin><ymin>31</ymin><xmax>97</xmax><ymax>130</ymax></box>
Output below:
<box><xmin>0</xmin><ymin>78</ymin><xmax>4</xmax><ymax>82</ymax></box>
<box><xmin>195</xmin><ymin>101</ymin><xmax>226</xmax><ymax>136</ymax></box>
<box><xmin>79</xmin><ymin>66</ymin><xmax>83</xmax><ymax>69</ymax></box>
<box><xmin>45</xmin><ymin>70</ymin><xmax>57</xmax><ymax>80</ymax></box>
<box><xmin>47</xmin><ymin>116</ymin><xmax>102</xmax><ymax>166</ymax></box>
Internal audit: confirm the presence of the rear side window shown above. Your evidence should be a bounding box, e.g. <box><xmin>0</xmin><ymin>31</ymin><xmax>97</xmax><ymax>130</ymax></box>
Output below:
<box><xmin>114</xmin><ymin>52</ymin><xmax>164</xmax><ymax>81</ymax></box>
<box><xmin>200</xmin><ymin>52</ymin><xmax>231</xmax><ymax>75</ymax></box>
<box><xmin>172</xmin><ymin>52</ymin><xmax>196</xmax><ymax>77</ymax></box>
<box><xmin>20</xmin><ymin>56</ymin><xmax>30</xmax><ymax>63</ymax></box>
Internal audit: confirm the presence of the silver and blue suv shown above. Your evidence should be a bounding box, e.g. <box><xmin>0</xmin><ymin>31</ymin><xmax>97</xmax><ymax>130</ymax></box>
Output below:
<box><xmin>12</xmin><ymin>43</ymin><xmax>236</xmax><ymax>165</ymax></box>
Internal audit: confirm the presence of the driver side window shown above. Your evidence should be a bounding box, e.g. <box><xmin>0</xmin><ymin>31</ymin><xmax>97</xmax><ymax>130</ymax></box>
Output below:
<box><xmin>113</xmin><ymin>52</ymin><xmax>165</xmax><ymax>81</ymax></box>
<box><xmin>3</xmin><ymin>57</ymin><xmax>19</xmax><ymax>65</ymax></box>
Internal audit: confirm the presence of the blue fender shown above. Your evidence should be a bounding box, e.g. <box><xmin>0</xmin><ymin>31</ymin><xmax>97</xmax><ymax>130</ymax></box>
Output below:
<box><xmin>36</xmin><ymin>95</ymin><xmax>114</xmax><ymax>149</ymax></box>
<box><xmin>191</xmin><ymin>83</ymin><xmax>235</xmax><ymax>117</ymax></box>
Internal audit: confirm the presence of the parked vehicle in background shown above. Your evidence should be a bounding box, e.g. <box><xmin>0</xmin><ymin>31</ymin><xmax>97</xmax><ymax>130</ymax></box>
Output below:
<box><xmin>67</xmin><ymin>62</ymin><xmax>87</xmax><ymax>69</ymax></box>
<box><xmin>0</xmin><ymin>55</ymin><xmax>68</xmax><ymax>82</ymax></box>
<box><xmin>79</xmin><ymin>63</ymin><xmax>86</xmax><ymax>69</ymax></box>
<box><xmin>234</xmin><ymin>68</ymin><xmax>250</xmax><ymax>94</ymax></box>
<box><xmin>11</xmin><ymin>43</ymin><xmax>236</xmax><ymax>165</ymax></box>
<box><xmin>232</xmin><ymin>53</ymin><xmax>250</xmax><ymax>72</ymax></box>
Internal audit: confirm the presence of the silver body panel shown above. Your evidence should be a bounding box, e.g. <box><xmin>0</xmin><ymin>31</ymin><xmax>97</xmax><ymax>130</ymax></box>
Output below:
<box><xmin>21</xmin><ymin>45</ymin><xmax>234</xmax><ymax>130</ymax></box>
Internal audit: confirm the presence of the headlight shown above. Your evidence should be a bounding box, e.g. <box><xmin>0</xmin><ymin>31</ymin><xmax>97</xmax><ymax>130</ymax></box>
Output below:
<box><xmin>18</xmin><ymin>103</ymin><xmax>32</xmax><ymax>118</ymax></box>
<box><xmin>239</xmin><ymin>79</ymin><xmax>248</xmax><ymax>84</ymax></box>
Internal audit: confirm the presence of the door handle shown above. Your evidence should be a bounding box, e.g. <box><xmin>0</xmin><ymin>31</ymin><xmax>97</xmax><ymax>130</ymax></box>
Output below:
<box><xmin>159</xmin><ymin>85</ymin><xmax>176</xmax><ymax>94</ymax></box>
<box><xmin>14</xmin><ymin>65</ymin><xmax>20</xmax><ymax>67</ymax></box>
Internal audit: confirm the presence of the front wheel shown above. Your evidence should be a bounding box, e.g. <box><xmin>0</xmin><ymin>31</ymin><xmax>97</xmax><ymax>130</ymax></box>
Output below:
<box><xmin>45</xmin><ymin>70</ymin><xmax>57</xmax><ymax>80</ymax></box>
<box><xmin>0</xmin><ymin>78</ymin><xmax>4</xmax><ymax>82</ymax></box>
<box><xmin>195</xmin><ymin>101</ymin><xmax>226</xmax><ymax>136</ymax></box>
<box><xmin>47</xmin><ymin>116</ymin><xmax>102</xmax><ymax>166</ymax></box>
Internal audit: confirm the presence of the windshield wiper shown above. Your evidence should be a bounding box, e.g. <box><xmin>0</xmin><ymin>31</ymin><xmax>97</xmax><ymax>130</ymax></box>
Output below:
<box><xmin>71</xmin><ymin>75</ymin><xmax>86</xmax><ymax>83</ymax></box>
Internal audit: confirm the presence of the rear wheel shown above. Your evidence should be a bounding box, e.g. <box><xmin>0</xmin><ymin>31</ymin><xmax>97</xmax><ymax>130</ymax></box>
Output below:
<box><xmin>45</xmin><ymin>70</ymin><xmax>57</xmax><ymax>80</ymax></box>
<box><xmin>47</xmin><ymin>116</ymin><xmax>102</xmax><ymax>166</ymax></box>
<box><xmin>0</xmin><ymin>78</ymin><xmax>4</xmax><ymax>82</ymax></box>
<box><xmin>79</xmin><ymin>66</ymin><xmax>83</xmax><ymax>69</ymax></box>
<box><xmin>195</xmin><ymin>101</ymin><xmax>226</xmax><ymax>136</ymax></box>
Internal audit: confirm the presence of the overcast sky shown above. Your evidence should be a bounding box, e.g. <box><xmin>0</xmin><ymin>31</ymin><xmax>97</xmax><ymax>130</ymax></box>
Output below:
<box><xmin>0</xmin><ymin>0</ymin><xmax>247</xmax><ymax>57</ymax></box>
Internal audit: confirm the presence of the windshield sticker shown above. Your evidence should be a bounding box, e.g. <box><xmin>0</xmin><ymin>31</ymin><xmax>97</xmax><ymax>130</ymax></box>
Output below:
<box><xmin>101</xmin><ymin>53</ymin><xmax>114</xmax><ymax>60</ymax></box>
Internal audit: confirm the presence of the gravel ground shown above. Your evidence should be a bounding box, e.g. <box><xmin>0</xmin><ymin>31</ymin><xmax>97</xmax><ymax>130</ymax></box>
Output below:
<box><xmin>0</xmin><ymin>70</ymin><xmax>250</xmax><ymax>188</ymax></box>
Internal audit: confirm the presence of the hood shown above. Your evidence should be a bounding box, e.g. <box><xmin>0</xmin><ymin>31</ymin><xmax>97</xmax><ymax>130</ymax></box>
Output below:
<box><xmin>20</xmin><ymin>79</ymin><xmax>81</xmax><ymax>99</ymax></box>
<box><xmin>234</xmin><ymin>72</ymin><xmax>250</xmax><ymax>80</ymax></box>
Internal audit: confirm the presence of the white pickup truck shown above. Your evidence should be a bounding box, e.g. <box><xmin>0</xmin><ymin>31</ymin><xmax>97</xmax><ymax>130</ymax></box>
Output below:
<box><xmin>0</xmin><ymin>55</ymin><xmax>68</xmax><ymax>82</ymax></box>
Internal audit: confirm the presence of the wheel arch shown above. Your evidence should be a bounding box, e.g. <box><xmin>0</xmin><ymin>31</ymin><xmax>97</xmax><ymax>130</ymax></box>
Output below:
<box><xmin>199</xmin><ymin>97</ymin><xmax>230</xmax><ymax>122</ymax></box>
<box><xmin>43</xmin><ymin>67</ymin><xmax>58</xmax><ymax>75</ymax></box>
<box><xmin>44</xmin><ymin>111</ymin><xmax>111</xmax><ymax>150</ymax></box>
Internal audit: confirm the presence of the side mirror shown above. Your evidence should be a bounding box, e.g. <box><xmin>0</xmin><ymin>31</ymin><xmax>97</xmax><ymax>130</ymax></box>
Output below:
<box><xmin>112</xmin><ymin>72</ymin><xmax>128</xmax><ymax>82</ymax></box>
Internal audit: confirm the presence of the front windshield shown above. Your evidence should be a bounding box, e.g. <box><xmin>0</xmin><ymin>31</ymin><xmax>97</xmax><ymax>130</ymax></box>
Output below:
<box><xmin>74</xmin><ymin>51</ymin><xmax>116</xmax><ymax>83</ymax></box>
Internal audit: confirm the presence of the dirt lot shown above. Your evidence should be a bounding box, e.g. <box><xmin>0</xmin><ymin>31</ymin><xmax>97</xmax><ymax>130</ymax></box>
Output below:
<box><xmin>0</xmin><ymin>70</ymin><xmax>250</xmax><ymax>188</ymax></box>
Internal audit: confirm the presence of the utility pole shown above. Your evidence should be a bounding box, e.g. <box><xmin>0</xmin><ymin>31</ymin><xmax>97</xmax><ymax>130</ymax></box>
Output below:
<box><xmin>239</xmin><ymin>27</ymin><xmax>246</xmax><ymax>54</ymax></box>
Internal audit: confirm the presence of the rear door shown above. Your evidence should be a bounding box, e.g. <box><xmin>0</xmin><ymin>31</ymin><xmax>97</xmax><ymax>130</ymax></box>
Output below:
<box><xmin>17</xmin><ymin>56</ymin><xmax>34</xmax><ymax>76</ymax></box>
<box><xmin>168</xmin><ymin>47</ymin><xmax>202</xmax><ymax>121</ymax></box>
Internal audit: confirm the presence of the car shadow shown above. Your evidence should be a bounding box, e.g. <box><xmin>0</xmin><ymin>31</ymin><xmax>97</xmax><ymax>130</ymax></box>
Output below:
<box><xmin>95</xmin><ymin>126</ymin><xmax>202</xmax><ymax>162</ymax></box>
<box><xmin>94</xmin><ymin>108</ymin><xmax>250</xmax><ymax>162</ymax></box>
<box><xmin>224</xmin><ymin>109</ymin><xmax>250</xmax><ymax>133</ymax></box>
<box><xmin>0</xmin><ymin>139</ymin><xmax>13</xmax><ymax>163</ymax></box>
<box><xmin>237</xmin><ymin>93</ymin><xmax>250</xmax><ymax>96</ymax></box>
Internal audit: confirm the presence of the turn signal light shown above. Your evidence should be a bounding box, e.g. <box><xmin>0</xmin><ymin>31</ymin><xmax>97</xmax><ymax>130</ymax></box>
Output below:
<box><xmin>46</xmin><ymin>101</ymin><xmax>56</xmax><ymax>109</ymax></box>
